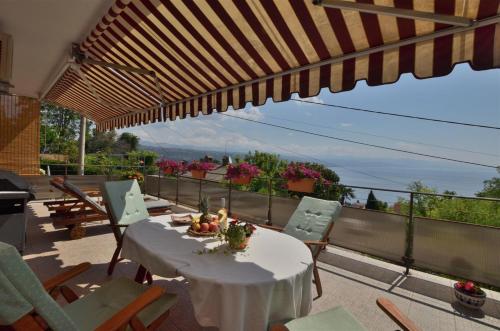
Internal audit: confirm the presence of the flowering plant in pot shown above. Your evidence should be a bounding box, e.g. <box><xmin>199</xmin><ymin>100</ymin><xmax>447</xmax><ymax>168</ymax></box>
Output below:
<box><xmin>223</xmin><ymin>219</ymin><xmax>256</xmax><ymax>250</ymax></box>
<box><xmin>225</xmin><ymin>162</ymin><xmax>260</xmax><ymax>185</ymax></box>
<box><xmin>121</xmin><ymin>170</ymin><xmax>144</xmax><ymax>184</ymax></box>
<box><xmin>187</xmin><ymin>161</ymin><xmax>216</xmax><ymax>179</ymax></box>
<box><xmin>454</xmin><ymin>280</ymin><xmax>486</xmax><ymax>309</ymax></box>
<box><xmin>157</xmin><ymin>159</ymin><xmax>184</xmax><ymax>176</ymax></box>
<box><xmin>281</xmin><ymin>162</ymin><xmax>321</xmax><ymax>193</ymax></box>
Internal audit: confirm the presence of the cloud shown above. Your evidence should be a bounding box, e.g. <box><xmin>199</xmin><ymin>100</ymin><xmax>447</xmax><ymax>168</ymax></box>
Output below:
<box><xmin>340</xmin><ymin>123</ymin><xmax>352</xmax><ymax>127</ymax></box>
<box><xmin>292</xmin><ymin>94</ymin><xmax>324</xmax><ymax>105</ymax></box>
<box><xmin>226</xmin><ymin>106</ymin><xmax>263</xmax><ymax>121</ymax></box>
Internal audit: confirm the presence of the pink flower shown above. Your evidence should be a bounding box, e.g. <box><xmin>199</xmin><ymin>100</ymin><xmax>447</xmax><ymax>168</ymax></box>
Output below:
<box><xmin>281</xmin><ymin>163</ymin><xmax>321</xmax><ymax>181</ymax></box>
<box><xmin>187</xmin><ymin>161</ymin><xmax>216</xmax><ymax>171</ymax></box>
<box><xmin>225</xmin><ymin>162</ymin><xmax>260</xmax><ymax>180</ymax></box>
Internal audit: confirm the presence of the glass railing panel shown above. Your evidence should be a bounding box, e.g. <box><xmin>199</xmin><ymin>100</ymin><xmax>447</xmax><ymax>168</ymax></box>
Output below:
<box><xmin>413</xmin><ymin>216</ymin><xmax>500</xmax><ymax>286</ymax></box>
<box><xmin>332</xmin><ymin>207</ymin><xmax>407</xmax><ymax>263</ymax></box>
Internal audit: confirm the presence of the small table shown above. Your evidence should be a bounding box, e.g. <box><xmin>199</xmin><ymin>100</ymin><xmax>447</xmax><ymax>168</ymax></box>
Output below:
<box><xmin>121</xmin><ymin>214</ymin><xmax>313</xmax><ymax>331</ymax></box>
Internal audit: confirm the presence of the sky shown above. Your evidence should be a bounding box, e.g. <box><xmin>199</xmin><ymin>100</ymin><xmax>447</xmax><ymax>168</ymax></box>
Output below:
<box><xmin>118</xmin><ymin>63</ymin><xmax>500</xmax><ymax>194</ymax></box>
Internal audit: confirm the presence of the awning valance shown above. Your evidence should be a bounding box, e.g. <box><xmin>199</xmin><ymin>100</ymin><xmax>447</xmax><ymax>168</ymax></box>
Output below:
<box><xmin>42</xmin><ymin>0</ymin><xmax>500</xmax><ymax>131</ymax></box>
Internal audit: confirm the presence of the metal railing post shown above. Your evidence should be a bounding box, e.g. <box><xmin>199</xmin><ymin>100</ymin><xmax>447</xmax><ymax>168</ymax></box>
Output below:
<box><xmin>143</xmin><ymin>161</ymin><xmax>147</xmax><ymax>195</ymax></box>
<box><xmin>403</xmin><ymin>192</ymin><xmax>415</xmax><ymax>275</ymax></box>
<box><xmin>266</xmin><ymin>178</ymin><xmax>273</xmax><ymax>225</ymax></box>
<box><xmin>198</xmin><ymin>179</ymin><xmax>202</xmax><ymax>212</ymax></box>
<box><xmin>175</xmin><ymin>173</ymin><xmax>179</xmax><ymax>205</ymax></box>
<box><xmin>157</xmin><ymin>167</ymin><xmax>161</xmax><ymax>199</ymax></box>
<box><xmin>228</xmin><ymin>180</ymin><xmax>232</xmax><ymax>216</ymax></box>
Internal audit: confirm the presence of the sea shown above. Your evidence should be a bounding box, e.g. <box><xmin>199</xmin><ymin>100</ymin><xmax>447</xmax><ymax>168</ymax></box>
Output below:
<box><xmin>331</xmin><ymin>160</ymin><xmax>498</xmax><ymax>205</ymax></box>
<box><xmin>143</xmin><ymin>144</ymin><xmax>498</xmax><ymax>205</ymax></box>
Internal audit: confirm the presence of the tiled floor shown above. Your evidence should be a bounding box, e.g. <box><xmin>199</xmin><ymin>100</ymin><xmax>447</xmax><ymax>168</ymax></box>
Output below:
<box><xmin>22</xmin><ymin>202</ymin><xmax>500</xmax><ymax>330</ymax></box>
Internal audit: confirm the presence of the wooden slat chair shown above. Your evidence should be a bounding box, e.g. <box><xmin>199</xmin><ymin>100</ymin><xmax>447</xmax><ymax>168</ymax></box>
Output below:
<box><xmin>259</xmin><ymin>196</ymin><xmax>341</xmax><ymax>298</ymax></box>
<box><xmin>101</xmin><ymin>180</ymin><xmax>153</xmax><ymax>280</ymax></box>
<box><xmin>0</xmin><ymin>241</ymin><xmax>177</xmax><ymax>331</ymax></box>
<box><xmin>269</xmin><ymin>297</ymin><xmax>421</xmax><ymax>331</ymax></box>
<box><xmin>46</xmin><ymin>178</ymin><xmax>172</xmax><ymax>240</ymax></box>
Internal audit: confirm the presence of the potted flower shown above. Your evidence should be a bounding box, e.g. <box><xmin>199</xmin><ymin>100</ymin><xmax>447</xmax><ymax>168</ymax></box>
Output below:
<box><xmin>281</xmin><ymin>163</ymin><xmax>321</xmax><ymax>193</ymax></box>
<box><xmin>454</xmin><ymin>281</ymin><xmax>486</xmax><ymax>309</ymax></box>
<box><xmin>121</xmin><ymin>170</ymin><xmax>144</xmax><ymax>185</ymax></box>
<box><xmin>157</xmin><ymin>159</ymin><xmax>183</xmax><ymax>176</ymax></box>
<box><xmin>187</xmin><ymin>161</ymin><xmax>215</xmax><ymax>179</ymax></box>
<box><xmin>224</xmin><ymin>219</ymin><xmax>256</xmax><ymax>250</ymax></box>
<box><xmin>225</xmin><ymin>162</ymin><xmax>260</xmax><ymax>185</ymax></box>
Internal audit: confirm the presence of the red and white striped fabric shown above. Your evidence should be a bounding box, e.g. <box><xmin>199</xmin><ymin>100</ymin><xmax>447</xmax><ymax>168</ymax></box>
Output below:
<box><xmin>43</xmin><ymin>0</ymin><xmax>500</xmax><ymax>131</ymax></box>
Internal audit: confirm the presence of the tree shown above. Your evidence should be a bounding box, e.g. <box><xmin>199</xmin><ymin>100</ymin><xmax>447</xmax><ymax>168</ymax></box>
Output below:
<box><xmin>365</xmin><ymin>190</ymin><xmax>387</xmax><ymax>211</ymax></box>
<box><xmin>244</xmin><ymin>151</ymin><xmax>287</xmax><ymax>178</ymax></box>
<box><xmin>40</xmin><ymin>103</ymin><xmax>81</xmax><ymax>159</ymax></box>
<box><xmin>406</xmin><ymin>181</ymin><xmax>439</xmax><ymax>217</ymax></box>
<box><xmin>115</xmin><ymin>132</ymin><xmax>140</xmax><ymax>153</ymax></box>
<box><xmin>86</xmin><ymin>129</ymin><xmax>117</xmax><ymax>154</ymax></box>
<box><xmin>366</xmin><ymin>190</ymin><xmax>379</xmax><ymax>210</ymax></box>
<box><xmin>476</xmin><ymin>177</ymin><xmax>500</xmax><ymax>198</ymax></box>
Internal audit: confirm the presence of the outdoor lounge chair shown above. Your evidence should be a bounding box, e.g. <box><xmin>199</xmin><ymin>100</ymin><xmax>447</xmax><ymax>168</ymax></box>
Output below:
<box><xmin>259</xmin><ymin>196</ymin><xmax>341</xmax><ymax>298</ymax></box>
<box><xmin>101</xmin><ymin>180</ymin><xmax>153</xmax><ymax>280</ymax></box>
<box><xmin>45</xmin><ymin>177</ymin><xmax>172</xmax><ymax>240</ymax></box>
<box><xmin>269</xmin><ymin>297</ymin><xmax>421</xmax><ymax>331</ymax></box>
<box><xmin>0</xmin><ymin>241</ymin><xmax>177</xmax><ymax>331</ymax></box>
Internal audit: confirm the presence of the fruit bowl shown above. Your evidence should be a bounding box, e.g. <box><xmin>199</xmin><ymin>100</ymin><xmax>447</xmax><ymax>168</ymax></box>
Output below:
<box><xmin>187</xmin><ymin>228</ymin><xmax>219</xmax><ymax>237</ymax></box>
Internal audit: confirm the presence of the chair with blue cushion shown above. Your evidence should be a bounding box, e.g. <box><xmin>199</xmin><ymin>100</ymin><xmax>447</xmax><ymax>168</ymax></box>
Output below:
<box><xmin>260</xmin><ymin>196</ymin><xmax>342</xmax><ymax>298</ymax></box>
<box><xmin>269</xmin><ymin>297</ymin><xmax>421</xmax><ymax>331</ymax></box>
<box><xmin>0</xmin><ymin>241</ymin><xmax>177</xmax><ymax>331</ymax></box>
<box><xmin>101</xmin><ymin>180</ymin><xmax>151</xmax><ymax>280</ymax></box>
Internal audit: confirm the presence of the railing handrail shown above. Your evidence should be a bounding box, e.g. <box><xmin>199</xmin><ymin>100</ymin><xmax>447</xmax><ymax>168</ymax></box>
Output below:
<box><xmin>39</xmin><ymin>163</ymin><xmax>500</xmax><ymax>202</ymax></box>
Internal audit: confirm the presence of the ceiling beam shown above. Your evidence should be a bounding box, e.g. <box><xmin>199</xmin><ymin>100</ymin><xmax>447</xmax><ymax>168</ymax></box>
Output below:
<box><xmin>313</xmin><ymin>0</ymin><xmax>472</xmax><ymax>27</ymax></box>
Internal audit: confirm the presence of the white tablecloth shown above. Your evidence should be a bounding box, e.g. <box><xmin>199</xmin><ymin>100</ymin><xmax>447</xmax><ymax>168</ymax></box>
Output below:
<box><xmin>121</xmin><ymin>214</ymin><xmax>313</xmax><ymax>331</ymax></box>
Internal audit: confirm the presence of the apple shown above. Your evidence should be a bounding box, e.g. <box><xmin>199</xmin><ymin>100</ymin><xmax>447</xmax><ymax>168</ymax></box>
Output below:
<box><xmin>209</xmin><ymin>222</ymin><xmax>219</xmax><ymax>233</ymax></box>
<box><xmin>200</xmin><ymin>223</ymin><xmax>210</xmax><ymax>232</ymax></box>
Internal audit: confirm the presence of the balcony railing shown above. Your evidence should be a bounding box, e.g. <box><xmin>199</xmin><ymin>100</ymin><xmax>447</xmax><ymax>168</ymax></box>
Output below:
<box><xmin>23</xmin><ymin>165</ymin><xmax>500</xmax><ymax>288</ymax></box>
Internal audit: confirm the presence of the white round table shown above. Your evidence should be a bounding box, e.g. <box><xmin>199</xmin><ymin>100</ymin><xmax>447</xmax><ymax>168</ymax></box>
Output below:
<box><xmin>121</xmin><ymin>214</ymin><xmax>313</xmax><ymax>331</ymax></box>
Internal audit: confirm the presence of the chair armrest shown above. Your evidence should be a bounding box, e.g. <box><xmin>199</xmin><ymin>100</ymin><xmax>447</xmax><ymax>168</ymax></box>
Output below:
<box><xmin>109</xmin><ymin>224</ymin><xmax>129</xmax><ymax>229</ymax></box>
<box><xmin>43</xmin><ymin>262</ymin><xmax>91</xmax><ymax>292</ymax></box>
<box><xmin>303</xmin><ymin>240</ymin><xmax>329</xmax><ymax>247</ymax></box>
<box><xmin>257</xmin><ymin>224</ymin><xmax>284</xmax><ymax>232</ymax></box>
<box><xmin>95</xmin><ymin>286</ymin><xmax>165</xmax><ymax>331</ymax></box>
<box><xmin>376</xmin><ymin>298</ymin><xmax>422</xmax><ymax>331</ymax></box>
<box><xmin>269</xmin><ymin>324</ymin><xmax>289</xmax><ymax>331</ymax></box>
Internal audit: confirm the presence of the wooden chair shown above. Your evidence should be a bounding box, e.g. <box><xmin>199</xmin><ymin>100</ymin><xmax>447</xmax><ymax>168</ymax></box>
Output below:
<box><xmin>269</xmin><ymin>297</ymin><xmax>421</xmax><ymax>331</ymax></box>
<box><xmin>0</xmin><ymin>241</ymin><xmax>177</xmax><ymax>331</ymax></box>
<box><xmin>259</xmin><ymin>196</ymin><xmax>341</xmax><ymax>298</ymax></box>
<box><xmin>44</xmin><ymin>177</ymin><xmax>172</xmax><ymax>240</ymax></box>
<box><xmin>101</xmin><ymin>180</ymin><xmax>153</xmax><ymax>282</ymax></box>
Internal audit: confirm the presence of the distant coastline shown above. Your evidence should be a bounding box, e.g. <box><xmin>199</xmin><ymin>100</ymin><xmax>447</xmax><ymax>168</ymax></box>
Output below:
<box><xmin>142</xmin><ymin>144</ymin><xmax>496</xmax><ymax>202</ymax></box>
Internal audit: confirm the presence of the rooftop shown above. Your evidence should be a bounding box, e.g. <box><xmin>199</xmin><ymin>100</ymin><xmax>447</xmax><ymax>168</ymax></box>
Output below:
<box><xmin>24</xmin><ymin>201</ymin><xmax>500</xmax><ymax>331</ymax></box>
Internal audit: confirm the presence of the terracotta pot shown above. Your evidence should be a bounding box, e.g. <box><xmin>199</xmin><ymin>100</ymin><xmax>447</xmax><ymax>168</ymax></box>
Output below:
<box><xmin>454</xmin><ymin>284</ymin><xmax>486</xmax><ymax>309</ymax></box>
<box><xmin>191</xmin><ymin>170</ymin><xmax>206</xmax><ymax>179</ymax></box>
<box><xmin>231</xmin><ymin>175</ymin><xmax>251</xmax><ymax>185</ymax></box>
<box><xmin>287</xmin><ymin>178</ymin><xmax>315</xmax><ymax>193</ymax></box>
<box><xmin>163</xmin><ymin>167</ymin><xmax>173</xmax><ymax>175</ymax></box>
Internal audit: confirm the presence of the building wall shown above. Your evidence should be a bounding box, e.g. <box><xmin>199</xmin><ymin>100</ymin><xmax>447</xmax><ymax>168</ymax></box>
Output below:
<box><xmin>0</xmin><ymin>95</ymin><xmax>40</xmax><ymax>175</ymax></box>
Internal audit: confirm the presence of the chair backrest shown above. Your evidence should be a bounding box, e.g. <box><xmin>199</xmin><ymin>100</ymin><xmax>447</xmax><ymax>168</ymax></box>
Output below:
<box><xmin>63</xmin><ymin>180</ymin><xmax>106</xmax><ymax>214</ymax></box>
<box><xmin>283</xmin><ymin>197</ymin><xmax>341</xmax><ymax>255</ymax></box>
<box><xmin>101</xmin><ymin>180</ymin><xmax>150</xmax><ymax>240</ymax></box>
<box><xmin>0</xmin><ymin>242</ymin><xmax>77</xmax><ymax>331</ymax></box>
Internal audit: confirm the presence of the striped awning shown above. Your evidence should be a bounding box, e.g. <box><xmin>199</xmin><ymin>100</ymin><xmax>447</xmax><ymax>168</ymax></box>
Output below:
<box><xmin>43</xmin><ymin>0</ymin><xmax>500</xmax><ymax>131</ymax></box>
